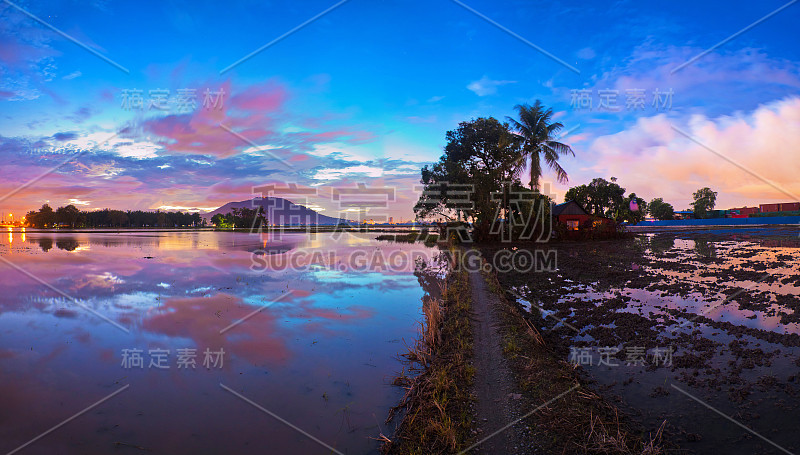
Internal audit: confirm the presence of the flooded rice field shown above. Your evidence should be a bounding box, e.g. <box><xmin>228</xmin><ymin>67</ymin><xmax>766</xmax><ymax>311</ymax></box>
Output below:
<box><xmin>491</xmin><ymin>227</ymin><xmax>800</xmax><ymax>454</ymax></box>
<box><xmin>0</xmin><ymin>229</ymin><xmax>441</xmax><ymax>454</ymax></box>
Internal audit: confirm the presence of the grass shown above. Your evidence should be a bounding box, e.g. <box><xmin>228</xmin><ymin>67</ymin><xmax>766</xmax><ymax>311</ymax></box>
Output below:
<box><xmin>382</xmin><ymin>263</ymin><xmax>474</xmax><ymax>454</ymax></box>
<box><xmin>375</xmin><ymin>231</ymin><xmax>439</xmax><ymax>247</ymax></box>
<box><xmin>480</xmin><ymin>264</ymin><xmax>668</xmax><ymax>454</ymax></box>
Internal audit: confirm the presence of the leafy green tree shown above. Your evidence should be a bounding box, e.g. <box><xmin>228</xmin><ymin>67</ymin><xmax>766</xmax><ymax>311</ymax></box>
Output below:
<box><xmin>564</xmin><ymin>177</ymin><xmax>625</xmax><ymax>218</ymax></box>
<box><xmin>618</xmin><ymin>193</ymin><xmax>647</xmax><ymax>224</ymax></box>
<box><xmin>415</xmin><ymin>117</ymin><xmax>522</xmax><ymax>225</ymax></box>
<box><xmin>691</xmin><ymin>187</ymin><xmax>717</xmax><ymax>217</ymax></box>
<box><xmin>648</xmin><ymin>198</ymin><xmax>675</xmax><ymax>220</ymax></box>
<box><xmin>506</xmin><ymin>100</ymin><xmax>575</xmax><ymax>190</ymax></box>
<box><xmin>211</xmin><ymin>207</ymin><xmax>267</xmax><ymax>229</ymax></box>
<box><xmin>211</xmin><ymin>214</ymin><xmax>227</xmax><ymax>227</ymax></box>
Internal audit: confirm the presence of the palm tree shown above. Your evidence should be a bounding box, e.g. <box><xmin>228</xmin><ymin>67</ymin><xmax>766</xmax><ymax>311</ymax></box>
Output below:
<box><xmin>506</xmin><ymin>101</ymin><xmax>575</xmax><ymax>191</ymax></box>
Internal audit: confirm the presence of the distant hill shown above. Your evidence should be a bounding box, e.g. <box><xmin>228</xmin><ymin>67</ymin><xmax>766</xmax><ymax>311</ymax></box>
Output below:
<box><xmin>204</xmin><ymin>198</ymin><xmax>353</xmax><ymax>225</ymax></box>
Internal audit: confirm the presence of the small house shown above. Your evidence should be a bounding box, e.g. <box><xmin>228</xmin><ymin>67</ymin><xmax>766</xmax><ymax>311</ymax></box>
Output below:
<box><xmin>552</xmin><ymin>200</ymin><xmax>615</xmax><ymax>232</ymax></box>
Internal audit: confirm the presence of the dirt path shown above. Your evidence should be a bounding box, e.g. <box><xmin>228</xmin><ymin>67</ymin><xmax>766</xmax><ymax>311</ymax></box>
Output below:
<box><xmin>468</xmin><ymin>268</ymin><xmax>528</xmax><ymax>454</ymax></box>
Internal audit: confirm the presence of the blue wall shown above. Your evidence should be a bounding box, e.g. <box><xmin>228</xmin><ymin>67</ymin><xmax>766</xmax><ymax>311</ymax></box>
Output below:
<box><xmin>637</xmin><ymin>216</ymin><xmax>800</xmax><ymax>227</ymax></box>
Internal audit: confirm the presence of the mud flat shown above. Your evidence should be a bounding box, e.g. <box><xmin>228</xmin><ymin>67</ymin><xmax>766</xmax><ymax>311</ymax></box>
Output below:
<box><xmin>483</xmin><ymin>226</ymin><xmax>800</xmax><ymax>454</ymax></box>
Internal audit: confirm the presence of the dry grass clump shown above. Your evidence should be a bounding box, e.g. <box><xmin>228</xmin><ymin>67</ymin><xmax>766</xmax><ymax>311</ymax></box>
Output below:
<box><xmin>581</xmin><ymin>411</ymin><xmax>666</xmax><ymax>455</ymax></box>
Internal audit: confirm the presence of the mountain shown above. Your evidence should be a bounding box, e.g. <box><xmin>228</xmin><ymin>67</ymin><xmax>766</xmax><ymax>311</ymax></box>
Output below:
<box><xmin>204</xmin><ymin>198</ymin><xmax>354</xmax><ymax>225</ymax></box>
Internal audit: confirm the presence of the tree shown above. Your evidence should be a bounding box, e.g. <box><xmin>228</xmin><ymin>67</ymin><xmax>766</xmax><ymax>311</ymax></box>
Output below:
<box><xmin>619</xmin><ymin>193</ymin><xmax>647</xmax><ymax>224</ymax></box>
<box><xmin>56</xmin><ymin>204</ymin><xmax>81</xmax><ymax>228</ymax></box>
<box><xmin>415</xmin><ymin>117</ymin><xmax>522</xmax><ymax>225</ymax></box>
<box><xmin>414</xmin><ymin>117</ymin><xmax>545</xmax><ymax>241</ymax></box>
<box><xmin>691</xmin><ymin>187</ymin><xmax>717</xmax><ymax>217</ymax></box>
<box><xmin>211</xmin><ymin>214</ymin><xmax>226</xmax><ymax>227</ymax></box>
<box><xmin>506</xmin><ymin>100</ymin><xmax>575</xmax><ymax>190</ymax></box>
<box><xmin>648</xmin><ymin>198</ymin><xmax>674</xmax><ymax>220</ymax></box>
<box><xmin>26</xmin><ymin>204</ymin><xmax>56</xmax><ymax>228</ymax></box>
<box><xmin>564</xmin><ymin>177</ymin><xmax>625</xmax><ymax>218</ymax></box>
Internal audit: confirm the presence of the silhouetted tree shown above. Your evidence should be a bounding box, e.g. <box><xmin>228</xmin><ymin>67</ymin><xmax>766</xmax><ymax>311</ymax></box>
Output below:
<box><xmin>507</xmin><ymin>101</ymin><xmax>574</xmax><ymax>190</ymax></box>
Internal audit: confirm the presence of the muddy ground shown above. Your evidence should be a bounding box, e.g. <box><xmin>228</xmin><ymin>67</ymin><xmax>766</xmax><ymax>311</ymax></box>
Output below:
<box><xmin>482</xmin><ymin>226</ymin><xmax>800</xmax><ymax>455</ymax></box>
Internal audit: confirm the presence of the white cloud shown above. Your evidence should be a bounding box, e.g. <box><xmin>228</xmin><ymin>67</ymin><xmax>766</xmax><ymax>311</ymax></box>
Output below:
<box><xmin>309</xmin><ymin>143</ymin><xmax>375</xmax><ymax>161</ymax></box>
<box><xmin>313</xmin><ymin>165</ymin><xmax>385</xmax><ymax>180</ymax></box>
<box><xmin>114</xmin><ymin>141</ymin><xmax>161</xmax><ymax>159</ymax></box>
<box><xmin>467</xmin><ymin>75</ymin><xmax>516</xmax><ymax>96</ymax></box>
<box><xmin>62</xmin><ymin>71</ymin><xmax>82</xmax><ymax>80</ymax></box>
<box><xmin>241</xmin><ymin>144</ymin><xmax>286</xmax><ymax>156</ymax></box>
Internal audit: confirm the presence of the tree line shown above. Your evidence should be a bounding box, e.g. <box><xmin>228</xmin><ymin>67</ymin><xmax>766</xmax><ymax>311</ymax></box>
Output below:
<box><xmin>25</xmin><ymin>204</ymin><xmax>203</xmax><ymax>228</ymax></box>
<box><xmin>412</xmin><ymin>99</ymin><xmax>720</xmax><ymax>234</ymax></box>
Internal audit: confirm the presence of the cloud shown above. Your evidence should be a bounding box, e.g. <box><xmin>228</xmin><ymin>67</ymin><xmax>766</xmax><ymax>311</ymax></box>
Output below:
<box><xmin>62</xmin><ymin>71</ymin><xmax>82</xmax><ymax>80</ymax></box>
<box><xmin>577</xmin><ymin>47</ymin><xmax>596</xmax><ymax>60</ymax></box>
<box><xmin>134</xmin><ymin>80</ymin><xmax>375</xmax><ymax>160</ymax></box>
<box><xmin>572</xmin><ymin>45</ymin><xmax>800</xmax><ymax>118</ymax></box>
<box><xmin>313</xmin><ymin>165</ymin><xmax>385</xmax><ymax>180</ymax></box>
<box><xmin>466</xmin><ymin>75</ymin><xmax>516</xmax><ymax>96</ymax></box>
<box><xmin>69</xmin><ymin>106</ymin><xmax>93</xmax><ymax>123</ymax></box>
<box><xmin>578</xmin><ymin>96</ymin><xmax>800</xmax><ymax>209</ymax></box>
<box><xmin>52</xmin><ymin>131</ymin><xmax>78</xmax><ymax>141</ymax></box>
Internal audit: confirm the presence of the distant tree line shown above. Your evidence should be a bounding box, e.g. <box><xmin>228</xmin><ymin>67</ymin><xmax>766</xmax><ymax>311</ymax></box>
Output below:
<box><xmin>25</xmin><ymin>204</ymin><xmax>203</xmax><ymax>228</ymax></box>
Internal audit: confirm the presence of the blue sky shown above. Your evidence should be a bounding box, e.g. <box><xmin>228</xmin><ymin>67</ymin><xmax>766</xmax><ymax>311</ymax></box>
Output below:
<box><xmin>2</xmin><ymin>0</ymin><xmax>799</xmax><ymax>219</ymax></box>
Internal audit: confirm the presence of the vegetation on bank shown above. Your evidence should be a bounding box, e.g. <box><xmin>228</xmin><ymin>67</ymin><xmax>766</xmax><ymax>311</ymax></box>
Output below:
<box><xmin>375</xmin><ymin>231</ymin><xmax>439</xmax><ymax>247</ymax></box>
<box><xmin>24</xmin><ymin>204</ymin><xmax>203</xmax><ymax>228</ymax></box>
<box><xmin>480</xmin><ymin>263</ymin><xmax>667</xmax><ymax>454</ymax></box>
<box><xmin>382</xmin><ymin>263</ymin><xmax>475</xmax><ymax>454</ymax></box>
<box><xmin>210</xmin><ymin>206</ymin><xmax>267</xmax><ymax>229</ymax></box>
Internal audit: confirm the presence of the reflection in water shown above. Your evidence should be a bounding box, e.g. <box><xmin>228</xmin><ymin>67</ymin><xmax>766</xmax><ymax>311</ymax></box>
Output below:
<box><xmin>38</xmin><ymin>237</ymin><xmax>53</xmax><ymax>252</ymax></box>
<box><xmin>55</xmin><ymin>238</ymin><xmax>80</xmax><ymax>251</ymax></box>
<box><xmin>0</xmin><ymin>230</ymin><xmax>439</xmax><ymax>454</ymax></box>
<box><xmin>525</xmin><ymin>229</ymin><xmax>800</xmax><ymax>455</ymax></box>
<box><xmin>693</xmin><ymin>238</ymin><xmax>716</xmax><ymax>258</ymax></box>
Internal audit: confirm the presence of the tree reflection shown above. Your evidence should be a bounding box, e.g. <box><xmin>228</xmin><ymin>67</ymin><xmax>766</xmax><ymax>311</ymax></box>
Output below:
<box><xmin>37</xmin><ymin>238</ymin><xmax>53</xmax><ymax>252</ymax></box>
<box><xmin>646</xmin><ymin>235</ymin><xmax>673</xmax><ymax>256</ymax></box>
<box><xmin>694</xmin><ymin>238</ymin><xmax>717</xmax><ymax>258</ymax></box>
<box><xmin>56</xmin><ymin>239</ymin><xmax>80</xmax><ymax>251</ymax></box>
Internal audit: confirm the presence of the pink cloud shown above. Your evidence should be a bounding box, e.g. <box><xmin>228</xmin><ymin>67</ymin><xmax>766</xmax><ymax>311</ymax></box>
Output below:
<box><xmin>564</xmin><ymin>96</ymin><xmax>800</xmax><ymax>209</ymax></box>
<box><xmin>230</xmin><ymin>82</ymin><xmax>287</xmax><ymax>111</ymax></box>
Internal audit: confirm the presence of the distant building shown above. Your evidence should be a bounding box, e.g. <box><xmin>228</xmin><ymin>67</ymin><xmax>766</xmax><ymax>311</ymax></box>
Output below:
<box><xmin>729</xmin><ymin>206</ymin><xmax>758</xmax><ymax>218</ymax></box>
<box><xmin>389</xmin><ymin>216</ymin><xmax>393</xmax><ymax>224</ymax></box>
<box><xmin>552</xmin><ymin>200</ymin><xmax>615</xmax><ymax>231</ymax></box>
<box><xmin>674</xmin><ymin>210</ymin><xmax>694</xmax><ymax>220</ymax></box>
<box><xmin>760</xmin><ymin>202</ymin><xmax>800</xmax><ymax>213</ymax></box>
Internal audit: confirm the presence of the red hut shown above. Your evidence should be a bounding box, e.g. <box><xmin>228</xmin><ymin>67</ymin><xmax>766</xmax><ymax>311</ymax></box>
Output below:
<box><xmin>552</xmin><ymin>200</ymin><xmax>615</xmax><ymax>232</ymax></box>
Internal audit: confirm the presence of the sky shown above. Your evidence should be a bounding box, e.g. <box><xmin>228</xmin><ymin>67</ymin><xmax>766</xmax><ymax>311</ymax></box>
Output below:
<box><xmin>1</xmin><ymin>0</ymin><xmax>799</xmax><ymax>221</ymax></box>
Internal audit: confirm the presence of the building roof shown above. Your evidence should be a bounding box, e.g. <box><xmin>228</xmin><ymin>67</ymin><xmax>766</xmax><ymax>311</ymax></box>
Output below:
<box><xmin>552</xmin><ymin>200</ymin><xmax>590</xmax><ymax>217</ymax></box>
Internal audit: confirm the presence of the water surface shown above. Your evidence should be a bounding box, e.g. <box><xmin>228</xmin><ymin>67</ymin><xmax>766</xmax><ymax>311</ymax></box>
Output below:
<box><xmin>0</xmin><ymin>229</ymin><xmax>438</xmax><ymax>454</ymax></box>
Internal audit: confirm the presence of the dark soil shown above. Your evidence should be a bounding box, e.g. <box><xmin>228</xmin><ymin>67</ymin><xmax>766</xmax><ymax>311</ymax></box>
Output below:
<box><xmin>480</xmin><ymin>227</ymin><xmax>800</xmax><ymax>454</ymax></box>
